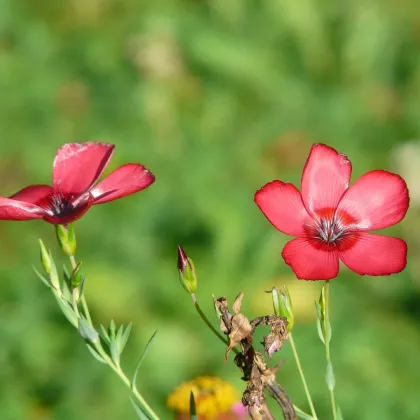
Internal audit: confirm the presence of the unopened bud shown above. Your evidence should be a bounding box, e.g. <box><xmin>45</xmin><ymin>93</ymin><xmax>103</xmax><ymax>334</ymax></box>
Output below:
<box><xmin>70</xmin><ymin>262</ymin><xmax>85</xmax><ymax>289</ymax></box>
<box><xmin>39</xmin><ymin>239</ymin><xmax>51</xmax><ymax>274</ymax></box>
<box><xmin>319</xmin><ymin>284</ymin><xmax>326</xmax><ymax>318</ymax></box>
<box><xmin>317</xmin><ymin>284</ymin><xmax>331</xmax><ymax>343</ymax></box>
<box><xmin>269</xmin><ymin>285</ymin><xmax>294</xmax><ymax>332</ymax></box>
<box><xmin>56</xmin><ymin>224</ymin><xmax>77</xmax><ymax>256</ymax></box>
<box><xmin>70</xmin><ymin>262</ymin><xmax>85</xmax><ymax>302</ymax></box>
<box><xmin>177</xmin><ymin>245</ymin><xmax>197</xmax><ymax>294</ymax></box>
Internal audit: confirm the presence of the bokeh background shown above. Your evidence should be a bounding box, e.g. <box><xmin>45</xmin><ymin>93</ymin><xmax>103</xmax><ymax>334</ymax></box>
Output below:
<box><xmin>1</xmin><ymin>0</ymin><xmax>420</xmax><ymax>419</ymax></box>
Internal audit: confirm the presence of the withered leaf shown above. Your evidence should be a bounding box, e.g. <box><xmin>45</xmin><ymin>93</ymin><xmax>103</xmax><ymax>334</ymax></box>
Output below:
<box><xmin>232</xmin><ymin>292</ymin><xmax>244</xmax><ymax>315</ymax></box>
<box><xmin>215</xmin><ymin>296</ymin><xmax>232</xmax><ymax>334</ymax></box>
<box><xmin>219</xmin><ymin>316</ymin><xmax>229</xmax><ymax>334</ymax></box>
<box><xmin>225</xmin><ymin>313</ymin><xmax>252</xmax><ymax>360</ymax></box>
<box><xmin>263</xmin><ymin>316</ymin><xmax>288</xmax><ymax>359</ymax></box>
<box><xmin>264</xmin><ymin>333</ymin><xmax>283</xmax><ymax>359</ymax></box>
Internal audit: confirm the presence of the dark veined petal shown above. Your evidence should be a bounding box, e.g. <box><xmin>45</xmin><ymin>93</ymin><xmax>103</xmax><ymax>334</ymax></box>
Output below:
<box><xmin>53</xmin><ymin>142</ymin><xmax>114</xmax><ymax>195</ymax></box>
<box><xmin>301</xmin><ymin>144</ymin><xmax>352</xmax><ymax>215</ymax></box>
<box><xmin>90</xmin><ymin>163</ymin><xmax>155</xmax><ymax>204</ymax></box>
<box><xmin>254</xmin><ymin>181</ymin><xmax>310</xmax><ymax>236</ymax></box>
<box><xmin>281</xmin><ymin>237</ymin><xmax>339</xmax><ymax>280</ymax></box>
<box><xmin>10</xmin><ymin>184</ymin><xmax>53</xmax><ymax>205</ymax></box>
<box><xmin>0</xmin><ymin>197</ymin><xmax>47</xmax><ymax>220</ymax></box>
<box><xmin>339</xmin><ymin>233</ymin><xmax>407</xmax><ymax>276</ymax></box>
<box><xmin>337</xmin><ymin>170</ymin><xmax>409</xmax><ymax>230</ymax></box>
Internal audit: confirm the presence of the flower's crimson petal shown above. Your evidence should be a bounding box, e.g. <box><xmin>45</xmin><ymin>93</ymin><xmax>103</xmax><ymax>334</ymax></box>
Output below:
<box><xmin>254</xmin><ymin>181</ymin><xmax>310</xmax><ymax>236</ymax></box>
<box><xmin>9</xmin><ymin>184</ymin><xmax>53</xmax><ymax>205</ymax></box>
<box><xmin>301</xmin><ymin>144</ymin><xmax>352</xmax><ymax>214</ymax></box>
<box><xmin>90</xmin><ymin>164</ymin><xmax>155</xmax><ymax>204</ymax></box>
<box><xmin>337</xmin><ymin>170</ymin><xmax>409</xmax><ymax>230</ymax></box>
<box><xmin>0</xmin><ymin>197</ymin><xmax>46</xmax><ymax>220</ymax></box>
<box><xmin>339</xmin><ymin>233</ymin><xmax>407</xmax><ymax>276</ymax></box>
<box><xmin>53</xmin><ymin>142</ymin><xmax>114</xmax><ymax>195</ymax></box>
<box><xmin>281</xmin><ymin>237</ymin><xmax>339</xmax><ymax>280</ymax></box>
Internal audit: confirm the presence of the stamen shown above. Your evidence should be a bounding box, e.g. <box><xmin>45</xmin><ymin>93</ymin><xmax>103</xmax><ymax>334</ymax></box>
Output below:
<box><xmin>314</xmin><ymin>213</ymin><xmax>347</xmax><ymax>245</ymax></box>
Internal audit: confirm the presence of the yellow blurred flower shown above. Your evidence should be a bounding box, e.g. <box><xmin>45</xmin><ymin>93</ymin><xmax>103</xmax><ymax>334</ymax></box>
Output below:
<box><xmin>167</xmin><ymin>376</ymin><xmax>244</xmax><ymax>419</ymax></box>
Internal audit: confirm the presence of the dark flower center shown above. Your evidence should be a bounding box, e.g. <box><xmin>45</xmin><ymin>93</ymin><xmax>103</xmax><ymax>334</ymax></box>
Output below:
<box><xmin>304</xmin><ymin>208</ymin><xmax>359</xmax><ymax>251</ymax></box>
<box><xmin>40</xmin><ymin>191</ymin><xmax>93</xmax><ymax>224</ymax></box>
<box><xmin>50</xmin><ymin>194</ymin><xmax>75</xmax><ymax>216</ymax></box>
<box><xmin>315</xmin><ymin>215</ymin><xmax>346</xmax><ymax>244</ymax></box>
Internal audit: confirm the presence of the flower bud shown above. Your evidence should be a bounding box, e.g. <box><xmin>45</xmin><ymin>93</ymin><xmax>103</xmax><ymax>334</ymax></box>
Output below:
<box><xmin>317</xmin><ymin>284</ymin><xmax>331</xmax><ymax>343</ymax></box>
<box><xmin>177</xmin><ymin>245</ymin><xmax>197</xmax><ymax>294</ymax></box>
<box><xmin>269</xmin><ymin>286</ymin><xmax>294</xmax><ymax>332</ymax></box>
<box><xmin>319</xmin><ymin>284</ymin><xmax>326</xmax><ymax>318</ymax></box>
<box><xmin>56</xmin><ymin>224</ymin><xmax>77</xmax><ymax>256</ymax></box>
<box><xmin>70</xmin><ymin>262</ymin><xmax>85</xmax><ymax>303</ymax></box>
<box><xmin>39</xmin><ymin>239</ymin><xmax>51</xmax><ymax>274</ymax></box>
<box><xmin>70</xmin><ymin>262</ymin><xmax>85</xmax><ymax>289</ymax></box>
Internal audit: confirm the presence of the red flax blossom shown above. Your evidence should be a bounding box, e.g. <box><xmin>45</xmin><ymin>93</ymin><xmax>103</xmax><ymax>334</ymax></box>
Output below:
<box><xmin>0</xmin><ymin>142</ymin><xmax>155</xmax><ymax>224</ymax></box>
<box><xmin>255</xmin><ymin>144</ymin><xmax>409</xmax><ymax>280</ymax></box>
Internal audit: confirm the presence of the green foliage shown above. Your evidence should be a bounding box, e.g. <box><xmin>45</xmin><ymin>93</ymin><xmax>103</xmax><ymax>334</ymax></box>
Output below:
<box><xmin>189</xmin><ymin>392</ymin><xmax>197</xmax><ymax>420</ymax></box>
<box><xmin>0</xmin><ymin>0</ymin><xmax>419</xmax><ymax>419</ymax></box>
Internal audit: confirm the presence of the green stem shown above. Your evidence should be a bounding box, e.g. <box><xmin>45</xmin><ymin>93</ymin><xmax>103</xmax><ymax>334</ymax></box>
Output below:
<box><xmin>191</xmin><ymin>294</ymin><xmax>239</xmax><ymax>355</ymax></box>
<box><xmin>93</xmin><ymin>343</ymin><xmax>159</xmax><ymax>420</ymax></box>
<box><xmin>68</xmin><ymin>253</ymin><xmax>159</xmax><ymax>420</ymax></box>
<box><xmin>69</xmin><ymin>255</ymin><xmax>93</xmax><ymax>325</ymax></box>
<box><xmin>289</xmin><ymin>333</ymin><xmax>318</xmax><ymax>420</ymax></box>
<box><xmin>324</xmin><ymin>281</ymin><xmax>337</xmax><ymax>420</ymax></box>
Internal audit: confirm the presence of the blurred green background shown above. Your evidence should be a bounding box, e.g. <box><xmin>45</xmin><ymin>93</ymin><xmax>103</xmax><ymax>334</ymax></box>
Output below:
<box><xmin>0</xmin><ymin>0</ymin><xmax>420</xmax><ymax>419</ymax></box>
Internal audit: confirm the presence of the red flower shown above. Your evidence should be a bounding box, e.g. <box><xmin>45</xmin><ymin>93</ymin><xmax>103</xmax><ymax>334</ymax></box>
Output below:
<box><xmin>0</xmin><ymin>142</ymin><xmax>155</xmax><ymax>225</ymax></box>
<box><xmin>255</xmin><ymin>144</ymin><xmax>409</xmax><ymax>280</ymax></box>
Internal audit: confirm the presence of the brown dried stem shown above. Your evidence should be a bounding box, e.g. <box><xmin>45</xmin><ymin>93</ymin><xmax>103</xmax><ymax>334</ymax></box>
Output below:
<box><xmin>215</xmin><ymin>293</ymin><xmax>297</xmax><ymax>420</ymax></box>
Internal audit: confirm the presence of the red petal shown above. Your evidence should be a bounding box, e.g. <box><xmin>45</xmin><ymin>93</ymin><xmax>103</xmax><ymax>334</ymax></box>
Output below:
<box><xmin>281</xmin><ymin>237</ymin><xmax>339</xmax><ymax>280</ymax></box>
<box><xmin>90</xmin><ymin>164</ymin><xmax>155</xmax><ymax>204</ymax></box>
<box><xmin>337</xmin><ymin>170</ymin><xmax>409</xmax><ymax>230</ymax></box>
<box><xmin>339</xmin><ymin>233</ymin><xmax>407</xmax><ymax>275</ymax></box>
<box><xmin>53</xmin><ymin>142</ymin><xmax>114</xmax><ymax>195</ymax></box>
<box><xmin>301</xmin><ymin>144</ymin><xmax>352</xmax><ymax>214</ymax></box>
<box><xmin>254</xmin><ymin>181</ymin><xmax>310</xmax><ymax>236</ymax></box>
<box><xmin>10</xmin><ymin>184</ymin><xmax>53</xmax><ymax>205</ymax></box>
<box><xmin>0</xmin><ymin>197</ymin><xmax>46</xmax><ymax>220</ymax></box>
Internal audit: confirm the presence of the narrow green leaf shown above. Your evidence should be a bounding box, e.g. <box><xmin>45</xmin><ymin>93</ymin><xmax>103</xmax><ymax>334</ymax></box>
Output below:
<box><xmin>100</xmin><ymin>324</ymin><xmax>111</xmax><ymax>344</ymax></box>
<box><xmin>79</xmin><ymin>318</ymin><xmax>99</xmax><ymax>344</ymax></box>
<box><xmin>39</xmin><ymin>239</ymin><xmax>51</xmax><ymax>274</ymax></box>
<box><xmin>86</xmin><ymin>344</ymin><xmax>106</xmax><ymax>364</ymax></box>
<box><xmin>132</xmin><ymin>331</ymin><xmax>158</xmax><ymax>390</ymax></box>
<box><xmin>110</xmin><ymin>338</ymin><xmax>120</xmax><ymax>364</ymax></box>
<box><xmin>336</xmin><ymin>405</ymin><xmax>343</xmax><ymax>420</ymax></box>
<box><xmin>33</xmin><ymin>266</ymin><xmax>51</xmax><ymax>288</ymax></box>
<box><xmin>316</xmin><ymin>319</ymin><xmax>325</xmax><ymax>344</ymax></box>
<box><xmin>295</xmin><ymin>409</ymin><xmax>314</xmax><ymax>420</ymax></box>
<box><xmin>324</xmin><ymin>319</ymin><xmax>332</xmax><ymax>344</ymax></box>
<box><xmin>116</xmin><ymin>324</ymin><xmax>125</xmax><ymax>349</ymax></box>
<box><xmin>61</xmin><ymin>277</ymin><xmax>72</xmax><ymax>302</ymax></box>
<box><xmin>54</xmin><ymin>296</ymin><xmax>78</xmax><ymax>327</ymax></box>
<box><xmin>189</xmin><ymin>391</ymin><xmax>197</xmax><ymax>420</ymax></box>
<box><xmin>109</xmin><ymin>319</ymin><xmax>116</xmax><ymax>339</ymax></box>
<box><xmin>63</xmin><ymin>265</ymin><xmax>71</xmax><ymax>283</ymax></box>
<box><xmin>314</xmin><ymin>300</ymin><xmax>322</xmax><ymax>320</ymax></box>
<box><xmin>49</xmin><ymin>251</ymin><xmax>61</xmax><ymax>291</ymax></box>
<box><xmin>120</xmin><ymin>322</ymin><xmax>132</xmax><ymax>354</ymax></box>
<box><xmin>326</xmin><ymin>361</ymin><xmax>335</xmax><ymax>391</ymax></box>
<box><xmin>130</xmin><ymin>397</ymin><xmax>149</xmax><ymax>420</ymax></box>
